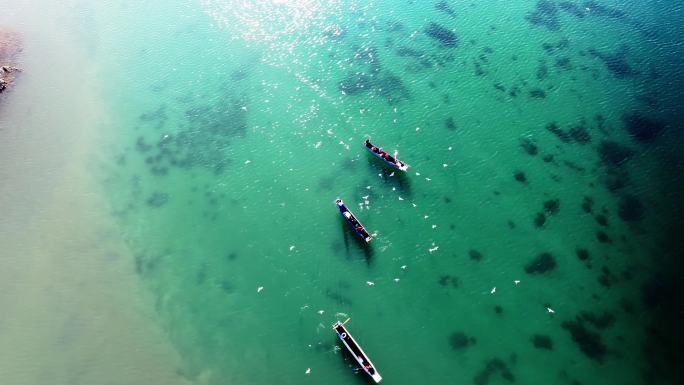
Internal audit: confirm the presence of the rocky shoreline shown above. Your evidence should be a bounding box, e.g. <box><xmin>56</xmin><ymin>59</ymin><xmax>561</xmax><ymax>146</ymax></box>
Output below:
<box><xmin>0</xmin><ymin>30</ymin><xmax>22</xmax><ymax>95</ymax></box>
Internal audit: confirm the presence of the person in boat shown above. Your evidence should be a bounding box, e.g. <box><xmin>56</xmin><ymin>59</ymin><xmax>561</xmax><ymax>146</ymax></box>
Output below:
<box><xmin>382</xmin><ymin>152</ymin><xmax>392</xmax><ymax>161</ymax></box>
<box><xmin>356</xmin><ymin>225</ymin><xmax>364</xmax><ymax>233</ymax></box>
<box><xmin>371</xmin><ymin>145</ymin><xmax>380</xmax><ymax>153</ymax></box>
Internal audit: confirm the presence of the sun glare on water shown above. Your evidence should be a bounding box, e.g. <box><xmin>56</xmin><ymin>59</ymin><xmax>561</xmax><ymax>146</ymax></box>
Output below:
<box><xmin>202</xmin><ymin>0</ymin><xmax>351</xmax><ymax>45</ymax></box>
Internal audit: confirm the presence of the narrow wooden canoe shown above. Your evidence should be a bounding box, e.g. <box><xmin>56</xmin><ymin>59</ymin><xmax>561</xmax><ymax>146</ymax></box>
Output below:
<box><xmin>333</xmin><ymin>320</ymin><xmax>382</xmax><ymax>383</ymax></box>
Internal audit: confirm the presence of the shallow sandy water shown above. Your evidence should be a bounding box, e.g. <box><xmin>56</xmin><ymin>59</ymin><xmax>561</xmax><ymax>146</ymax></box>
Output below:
<box><xmin>0</xmin><ymin>2</ymin><xmax>190</xmax><ymax>384</ymax></box>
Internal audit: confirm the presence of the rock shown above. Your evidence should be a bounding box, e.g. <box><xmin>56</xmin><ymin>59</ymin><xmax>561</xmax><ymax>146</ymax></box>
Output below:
<box><xmin>0</xmin><ymin>30</ymin><xmax>23</xmax><ymax>97</ymax></box>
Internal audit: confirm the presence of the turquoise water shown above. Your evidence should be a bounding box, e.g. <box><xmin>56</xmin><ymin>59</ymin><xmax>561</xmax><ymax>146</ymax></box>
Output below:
<box><xmin>87</xmin><ymin>1</ymin><xmax>683</xmax><ymax>384</ymax></box>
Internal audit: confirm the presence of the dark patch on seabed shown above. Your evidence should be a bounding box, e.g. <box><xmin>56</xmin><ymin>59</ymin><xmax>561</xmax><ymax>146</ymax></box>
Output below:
<box><xmin>526</xmin><ymin>0</ymin><xmax>561</xmax><ymax>31</ymax></box>
<box><xmin>424</xmin><ymin>22</ymin><xmax>459</xmax><ymax>47</ymax></box>
<box><xmin>524</xmin><ymin>252</ymin><xmax>556</xmax><ymax>274</ymax></box>
<box><xmin>532</xmin><ymin>334</ymin><xmax>553</xmax><ymax>350</ymax></box>
<box><xmin>337</xmin><ymin>44</ymin><xmax>410</xmax><ymax>103</ymax></box>
<box><xmin>561</xmin><ymin>313</ymin><xmax>609</xmax><ymax>362</ymax></box>
<box><xmin>133</xmin><ymin>84</ymin><xmax>249</xmax><ymax>177</ymax></box>
<box><xmin>469</xmin><ymin>249</ymin><xmax>483</xmax><ymax>261</ymax></box>
<box><xmin>473</xmin><ymin>357</ymin><xmax>515</xmax><ymax>385</ymax></box>
<box><xmin>438</xmin><ymin>274</ymin><xmax>459</xmax><ymax>288</ymax></box>
<box><xmin>435</xmin><ymin>1</ymin><xmax>456</xmax><ymax>18</ymax></box>
<box><xmin>588</xmin><ymin>46</ymin><xmax>634</xmax><ymax>78</ymax></box>
<box><xmin>622</xmin><ymin>112</ymin><xmax>665</xmax><ymax>143</ymax></box>
<box><xmin>449</xmin><ymin>331</ymin><xmax>476</xmax><ymax>350</ymax></box>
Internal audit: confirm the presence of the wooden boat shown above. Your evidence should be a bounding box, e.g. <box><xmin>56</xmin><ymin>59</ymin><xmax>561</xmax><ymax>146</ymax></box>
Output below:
<box><xmin>364</xmin><ymin>139</ymin><xmax>409</xmax><ymax>171</ymax></box>
<box><xmin>336</xmin><ymin>199</ymin><xmax>372</xmax><ymax>242</ymax></box>
<box><xmin>333</xmin><ymin>320</ymin><xmax>382</xmax><ymax>383</ymax></box>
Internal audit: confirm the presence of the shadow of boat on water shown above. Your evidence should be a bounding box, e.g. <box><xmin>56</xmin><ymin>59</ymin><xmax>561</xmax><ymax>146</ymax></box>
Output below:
<box><xmin>365</xmin><ymin>153</ymin><xmax>412</xmax><ymax>196</ymax></box>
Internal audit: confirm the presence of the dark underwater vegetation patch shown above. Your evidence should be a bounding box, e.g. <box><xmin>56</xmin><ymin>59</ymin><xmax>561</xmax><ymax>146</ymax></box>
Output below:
<box><xmin>526</xmin><ymin>0</ymin><xmax>561</xmax><ymax>31</ymax></box>
<box><xmin>561</xmin><ymin>0</ymin><xmax>626</xmax><ymax>20</ymax></box>
<box><xmin>525</xmin><ymin>252</ymin><xmax>556</xmax><ymax>274</ymax></box>
<box><xmin>396</xmin><ymin>45</ymin><xmax>425</xmax><ymax>58</ymax></box>
<box><xmin>581</xmin><ymin>196</ymin><xmax>594</xmax><ymax>213</ymax></box>
<box><xmin>514</xmin><ymin>171</ymin><xmax>527</xmax><ymax>183</ymax></box>
<box><xmin>474</xmin><ymin>61</ymin><xmax>486</xmax><ymax>77</ymax></box>
<box><xmin>544</xmin><ymin>199</ymin><xmax>560</xmax><ymax>215</ymax></box>
<box><xmin>555</xmin><ymin>56</ymin><xmax>573</xmax><ymax>70</ymax></box>
<box><xmin>529</xmin><ymin>88</ymin><xmax>547</xmax><ymax>98</ymax></box>
<box><xmin>473</xmin><ymin>358</ymin><xmax>515</xmax><ymax>385</ymax></box>
<box><xmin>595</xmin><ymin>214</ymin><xmax>608</xmax><ymax>227</ymax></box>
<box><xmin>618</xmin><ymin>194</ymin><xmax>644</xmax><ymax>222</ymax></box>
<box><xmin>576</xmin><ymin>248</ymin><xmax>589</xmax><ymax>261</ymax></box>
<box><xmin>558</xmin><ymin>1</ymin><xmax>586</xmax><ymax>18</ymax></box>
<box><xmin>536</xmin><ymin>61</ymin><xmax>549</xmax><ymax>80</ymax></box>
<box><xmin>580</xmin><ymin>311</ymin><xmax>615</xmax><ymax>330</ymax></box>
<box><xmin>134</xmin><ymin>253</ymin><xmax>158</xmax><ymax>275</ymax></box>
<box><xmin>582</xmin><ymin>1</ymin><xmax>626</xmax><ymax>19</ymax></box>
<box><xmin>596</xmin><ymin>230</ymin><xmax>612</xmax><ymax>244</ymax></box>
<box><xmin>602</xmin><ymin>168</ymin><xmax>628</xmax><ymax>194</ymax></box>
<box><xmin>561</xmin><ymin>318</ymin><xmax>607</xmax><ymax>362</ymax></box>
<box><xmin>534</xmin><ymin>212</ymin><xmax>546</xmax><ymax>228</ymax></box>
<box><xmin>532</xmin><ymin>334</ymin><xmax>553</xmax><ymax>350</ymax></box>
<box><xmin>424</xmin><ymin>22</ymin><xmax>459</xmax><ymax>47</ymax></box>
<box><xmin>139</xmin><ymin>105</ymin><xmax>167</xmax><ymax>124</ymax></box>
<box><xmin>349</xmin><ymin>45</ymin><xmax>381</xmax><ymax>70</ymax></box>
<box><xmin>542</xmin><ymin>37</ymin><xmax>570</xmax><ymax>54</ymax></box>
<box><xmin>469</xmin><ymin>249</ymin><xmax>483</xmax><ymax>261</ymax></box>
<box><xmin>598</xmin><ymin>272</ymin><xmax>612</xmax><ymax>287</ymax></box>
<box><xmin>588</xmin><ymin>46</ymin><xmax>633</xmax><ymax>78</ymax></box>
<box><xmin>134</xmin><ymin>91</ymin><xmax>247</xmax><ymax>176</ymax></box>
<box><xmin>136</xmin><ymin>136</ymin><xmax>152</xmax><ymax>152</ymax></box>
<box><xmin>438</xmin><ymin>275</ymin><xmax>460</xmax><ymax>288</ymax></box>
<box><xmin>569</xmin><ymin>125</ymin><xmax>590</xmax><ymax>144</ymax></box>
<box><xmin>445</xmin><ymin>116</ymin><xmax>457</xmax><ymax>131</ymax></box>
<box><xmin>598</xmin><ymin>140</ymin><xmax>634</xmax><ymax>166</ymax></box>
<box><xmin>520</xmin><ymin>138</ymin><xmax>538</xmax><ymax>155</ymax></box>
<box><xmin>494</xmin><ymin>305</ymin><xmax>503</xmax><ymax>314</ymax></box>
<box><xmin>563</xmin><ymin>160</ymin><xmax>585</xmax><ymax>172</ymax></box>
<box><xmin>146</xmin><ymin>192</ymin><xmax>169</xmax><ymax>207</ymax></box>
<box><xmin>338</xmin><ymin>73</ymin><xmax>373</xmax><ymax>95</ymax></box>
<box><xmin>220</xmin><ymin>280</ymin><xmax>235</xmax><ymax>293</ymax></box>
<box><xmin>449</xmin><ymin>332</ymin><xmax>476</xmax><ymax>350</ymax></box>
<box><xmin>435</xmin><ymin>1</ymin><xmax>456</xmax><ymax>17</ymax></box>
<box><xmin>545</xmin><ymin>122</ymin><xmax>570</xmax><ymax>142</ymax></box>
<box><xmin>376</xmin><ymin>72</ymin><xmax>410</xmax><ymax>102</ymax></box>
<box><xmin>622</xmin><ymin>112</ymin><xmax>665</xmax><ymax>143</ymax></box>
